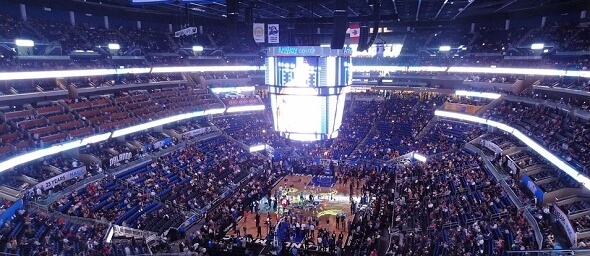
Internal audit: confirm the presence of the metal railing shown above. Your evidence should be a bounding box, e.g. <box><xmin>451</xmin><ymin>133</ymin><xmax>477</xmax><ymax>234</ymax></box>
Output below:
<box><xmin>473</xmin><ymin>143</ymin><xmax>544</xmax><ymax>249</ymax></box>
<box><xmin>523</xmin><ymin>208</ymin><xmax>544</xmax><ymax>250</ymax></box>
<box><xmin>29</xmin><ymin>201</ymin><xmax>110</xmax><ymax>226</ymax></box>
<box><xmin>112</xmin><ymin>224</ymin><xmax>158</xmax><ymax>239</ymax></box>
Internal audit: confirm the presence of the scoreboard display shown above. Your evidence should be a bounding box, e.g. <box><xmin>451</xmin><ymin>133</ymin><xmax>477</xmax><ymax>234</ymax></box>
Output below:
<box><xmin>266</xmin><ymin>47</ymin><xmax>352</xmax><ymax>141</ymax></box>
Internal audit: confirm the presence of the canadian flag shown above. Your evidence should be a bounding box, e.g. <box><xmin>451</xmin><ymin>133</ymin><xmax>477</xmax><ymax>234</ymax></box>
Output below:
<box><xmin>348</xmin><ymin>23</ymin><xmax>360</xmax><ymax>41</ymax></box>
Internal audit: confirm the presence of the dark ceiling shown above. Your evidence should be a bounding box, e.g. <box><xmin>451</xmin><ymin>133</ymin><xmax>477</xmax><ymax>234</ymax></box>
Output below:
<box><xmin>28</xmin><ymin>0</ymin><xmax>590</xmax><ymax>25</ymax></box>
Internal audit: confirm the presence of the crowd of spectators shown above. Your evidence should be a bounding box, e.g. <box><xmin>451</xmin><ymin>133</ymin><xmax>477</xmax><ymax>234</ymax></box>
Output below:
<box><xmin>484</xmin><ymin>100</ymin><xmax>590</xmax><ymax>173</ymax></box>
<box><xmin>352</xmin><ymin>93</ymin><xmax>446</xmax><ymax>161</ymax></box>
<box><xmin>0</xmin><ymin>209</ymin><xmax>109</xmax><ymax>255</ymax></box>
<box><xmin>0</xmin><ymin>62</ymin><xmax>588</xmax><ymax>256</ymax></box>
<box><xmin>213</xmin><ymin>113</ymin><xmax>288</xmax><ymax>150</ymax></box>
<box><xmin>50</xmin><ymin>134</ymin><xmax>263</xmax><ymax>235</ymax></box>
<box><xmin>388</xmin><ymin>150</ymin><xmax>537</xmax><ymax>255</ymax></box>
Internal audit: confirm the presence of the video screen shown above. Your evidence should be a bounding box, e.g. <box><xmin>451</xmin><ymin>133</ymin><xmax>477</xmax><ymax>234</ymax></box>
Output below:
<box><xmin>277</xmin><ymin>57</ymin><xmax>319</xmax><ymax>87</ymax></box>
<box><xmin>275</xmin><ymin>94</ymin><xmax>324</xmax><ymax>135</ymax></box>
<box><xmin>267</xmin><ymin>56</ymin><xmax>349</xmax><ymax>141</ymax></box>
<box><xmin>338</xmin><ymin>57</ymin><xmax>352</xmax><ymax>86</ymax></box>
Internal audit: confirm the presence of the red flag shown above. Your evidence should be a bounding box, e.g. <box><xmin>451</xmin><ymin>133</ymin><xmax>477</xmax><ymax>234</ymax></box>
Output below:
<box><xmin>348</xmin><ymin>23</ymin><xmax>360</xmax><ymax>41</ymax></box>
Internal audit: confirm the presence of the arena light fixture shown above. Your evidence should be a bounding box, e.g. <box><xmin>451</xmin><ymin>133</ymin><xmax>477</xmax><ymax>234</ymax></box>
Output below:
<box><xmin>151</xmin><ymin>65</ymin><xmax>262</xmax><ymax>73</ymax></box>
<box><xmin>192</xmin><ymin>46</ymin><xmax>204</xmax><ymax>52</ymax></box>
<box><xmin>226</xmin><ymin>105</ymin><xmax>265</xmax><ymax>113</ymax></box>
<box><xmin>455</xmin><ymin>90</ymin><xmax>501</xmax><ymax>99</ymax></box>
<box><xmin>59</xmin><ymin>140</ymin><xmax>83</xmax><ymax>151</ymax></box>
<box><xmin>413</xmin><ymin>152</ymin><xmax>427</xmax><ymax>162</ymax></box>
<box><xmin>408</xmin><ymin>66</ymin><xmax>447</xmax><ymax>72</ymax></box>
<box><xmin>204</xmin><ymin>108</ymin><xmax>226</xmax><ymax>115</ymax></box>
<box><xmin>434</xmin><ymin>110</ymin><xmax>487</xmax><ymax>124</ymax></box>
<box><xmin>0</xmin><ymin>64</ymin><xmax>587</xmax><ymax>82</ymax></box>
<box><xmin>351</xmin><ymin>66</ymin><xmax>406</xmax><ymax>72</ymax></box>
<box><xmin>108</xmin><ymin>43</ymin><xmax>120</xmax><ymax>50</ymax></box>
<box><xmin>14</xmin><ymin>39</ymin><xmax>34</xmax><ymax>47</ymax></box>
<box><xmin>81</xmin><ymin>133</ymin><xmax>112</xmax><ymax>146</ymax></box>
<box><xmin>116</xmin><ymin>67</ymin><xmax>152</xmax><ymax>75</ymax></box>
<box><xmin>0</xmin><ymin>69</ymin><xmax>117</xmax><ymax>81</ymax></box>
<box><xmin>486</xmin><ymin>120</ymin><xmax>514</xmax><ymax>133</ymax></box>
<box><xmin>531</xmin><ymin>43</ymin><xmax>544</xmax><ymax>50</ymax></box>
<box><xmin>447</xmin><ymin>67</ymin><xmax>566</xmax><ymax>76</ymax></box>
<box><xmin>111</xmin><ymin>112</ymin><xmax>201</xmax><ymax>138</ymax></box>
<box><xmin>439</xmin><ymin>45</ymin><xmax>451</xmax><ymax>52</ymax></box>
<box><xmin>210</xmin><ymin>87</ymin><xmax>256</xmax><ymax>93</ymax></box>
<box><xmin>0</xmin><ymin>143</ymin><xmax>64</xmax><ymax>172</ymax></box>
<box><xmin>249</xmin><ymin>144</ymin><xmax>266</xmax><ymax>152</ymax></box>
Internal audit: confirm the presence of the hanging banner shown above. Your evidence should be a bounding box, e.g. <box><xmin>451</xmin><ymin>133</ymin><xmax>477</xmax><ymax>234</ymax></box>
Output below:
<box><xmin>267</xmin><ymin>24</ymin><xmax>279</xmax><ymax>44</ymax></box>
<box><xmin>181</xmin><ymin>127</ymin><xmax>213</xmax><ymax>139</ymax></box>
<box><xmin>33</xmin><ymin>166</ymin><xmax>87</xmax><ymax>190</ymax></box>
<box><xmin>253</xmin><ymin>23</ymin><xmax>265</xmax><ymax>43</ymax></box>
<box><xmin>104</xmin><ymin>151</ymin><xmax>136</xmax><ymax>168</ymax></box>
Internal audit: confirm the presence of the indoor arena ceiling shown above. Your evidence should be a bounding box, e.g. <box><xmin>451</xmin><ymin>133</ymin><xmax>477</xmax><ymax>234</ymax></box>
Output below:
<box><xmin>59</xmin><ymin>0</ymin><xmax>590</xmax><ymax>24</ymax></box>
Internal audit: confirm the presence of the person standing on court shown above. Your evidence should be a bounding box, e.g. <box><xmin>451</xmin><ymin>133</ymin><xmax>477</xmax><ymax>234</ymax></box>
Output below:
<box><xmin>256</xmin><ymin>225</ymin><xmax>262</xmax><ymax>238</ymax></box>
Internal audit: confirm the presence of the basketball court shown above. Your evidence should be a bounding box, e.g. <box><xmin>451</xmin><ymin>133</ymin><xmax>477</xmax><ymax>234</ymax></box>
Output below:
<box><xmin>232</xmin><ymin>174</ymin><xmax>365</xmax><ymax>248</ymax></box>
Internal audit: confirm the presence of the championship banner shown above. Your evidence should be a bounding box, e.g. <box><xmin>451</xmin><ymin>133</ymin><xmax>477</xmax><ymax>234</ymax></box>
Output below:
<box><xmin>181</xmin><ymin>127</ymin><xmax>213</xmax><ymax>139</ymax></box>
<box><xmin>253</xmin><ymin>23</ymin><xmax>265</xmax><ymax>43</ymax></box>
<box><xmin>103</xmin><ymin>151</ymin><xmax>136</xmax><ymax>168</ymax></box>
<box><xmin>33</xmin><ymin>166</ymin><xmax>87</xmax><ymax>190</ymax></box>
<box><xmin>554</xmin><ymin>203</ymin><xmax>577</xmax><ymax>246</ymax></box>
<box><xmin>267</xmin><ymin>24</ymin><xmax>279</xmax><ymax>44</ymax></box>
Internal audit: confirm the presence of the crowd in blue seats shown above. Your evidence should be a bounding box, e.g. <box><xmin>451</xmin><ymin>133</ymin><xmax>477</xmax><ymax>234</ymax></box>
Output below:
<box><xmin>0</xmin><ymin>209</ymin><xmax>109</xmax><ymax>255</ymax></box>
<box><xmin>352</xmin><ymin>94</ymin><xmax>418</xmax><ymax>161</ymax></box>
<box><xmin>389</xmin><ymin>150</ymin><xmax>537</xmax><ymax>255</ymax></box>
<box><xmin>352</xmin><ymin>93</ymin><xmax>449</xmax><ymax>161</ymax></box>
<box><xmin>212</xmin><ymin>113</ymin><xmax>287</xmax><ymax>149</ymax></box>
<box><xmin>347</xmin><ymin>167</ymin><xmax>395</xmax><ymax>256</ymax></box>
<box><xmin>416</xmin><ymin>120</ymin><xmax>486</xmax><ymax>155</ymax></box>
<box><xmin>485</xmin><ymin>100</ymin><xmax>590</xmax><ymax>173</ymax></box>
<box><xmin>49</xmin><ymin>135</ymin><xmax>263</xmax><ymax>237</ymax></box>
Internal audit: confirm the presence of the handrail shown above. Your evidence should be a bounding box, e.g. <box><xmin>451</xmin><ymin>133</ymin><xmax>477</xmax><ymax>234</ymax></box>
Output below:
<box><xmin>111</xmin><ymin>224</ymin><xmax>158</xmax><ymax>239</ymax></box>
<box><xmin>472</xmin><ymin>143</ymin><xmax>543</xmax><ymax>249</ymax></box>
<box><xmin>30</xmin><ymin>201</ymin><xmax>110</xmax><ymax>226</ymax></box>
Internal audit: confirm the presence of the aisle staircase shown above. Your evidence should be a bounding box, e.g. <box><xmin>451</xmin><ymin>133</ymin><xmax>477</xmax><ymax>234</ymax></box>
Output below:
<box><xmin>415</xmin><ymin>116</ymin><xmax>439</xmax><ymax>140</ymax></box>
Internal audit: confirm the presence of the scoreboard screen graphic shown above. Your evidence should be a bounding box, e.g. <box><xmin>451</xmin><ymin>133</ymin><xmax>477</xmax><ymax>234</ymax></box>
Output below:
<box><xmin>266</xmin><ymin>48</ymin><xmax>351</xmax><ymax>141</ymax></box>
<box><xmin>276</xmin><ymin>57</ymin><xmax>319</xmax><ymax>88</ymax></box>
